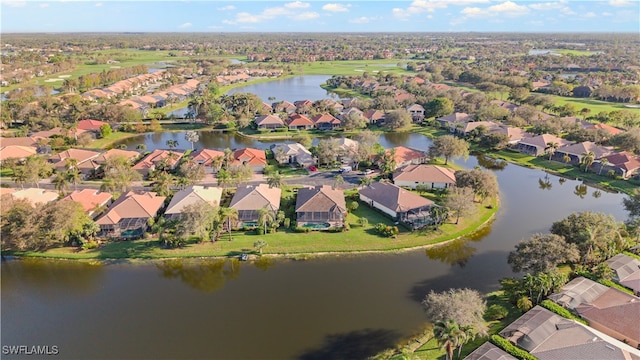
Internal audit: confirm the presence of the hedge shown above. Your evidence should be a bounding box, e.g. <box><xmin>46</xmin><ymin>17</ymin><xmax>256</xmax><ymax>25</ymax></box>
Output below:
<box><xmin>539</xmin><ymin>300</ymin><xmax>588</xmax><ymax>325</ymax></box>
<box><xmin>489</xmin><ymin>335</ymin><xmax>538</xmax><ymax>360</ymax></box>
<box><xmin>623</xmin><ymin>251</ymin><xmax>640</xmax><ymax>261</ymax></box>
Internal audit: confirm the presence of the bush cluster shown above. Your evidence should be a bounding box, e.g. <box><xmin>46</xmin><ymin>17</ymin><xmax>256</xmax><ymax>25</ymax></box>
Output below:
<box><xmin>375</xmin><ymin>223</ymin><xmax>399</xmax><ymax>238</ymax></box>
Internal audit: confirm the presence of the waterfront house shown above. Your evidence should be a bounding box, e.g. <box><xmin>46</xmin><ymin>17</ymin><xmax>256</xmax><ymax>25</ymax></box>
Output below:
<box><xmin>96</xmin><ymin>191</ymin><xmax>165</xmax><ymax>239</ymax></box>
<box><xmin>164</xmin><ymin>185</ymin><xmax>222</xmax><ymax>220</ymax></box>
<box><xmin>255</xmin><ymin>114</ymin><xmax>285</xmax><ymax>130</ymax></box>
<box><xmin>499</xmin><ymin>306</ymin><xmax>639</xmax><ymax>360</ymax></box>
<box><xmin>61</xmin><ymin>189</ymin><xmax>112</xmax><ymax>218</ymax></box>
<box><xmin>286</xmin><ymin>114</ymin><xmax>314</xmax><ymax>130</ymax></box>
<box><xmin>606</xmin><ymin>254</ymin><xmax>640</xmax><ymax>295</ymax></box>
<box><xmin>407</xmin><ymin>104</ymin><xmax>425</xmax><ymax>122</ymax></box>
<box><xmin>488</xmin><ymin>126</ymin><xmax>532</xmax><ymax>145</ymax></box>
<box><xmin>270</xmin><ymin>143</ymin><xmax>315</xmax><ymax>167</ymax></box>
<box><xmin>595</xmin><ymin>151</ymin><xmax>640</xmax><ymax>179</ymax></box>
<box><xmin>553</xmin><ymin>141</ymin><xmax>614</xmax><ymax>165</ymax></box>
<box><xmin>229</xmin><ymin>184</ymin><xmax>281</xmax><ymax>228</ymax></box>
<box><xmin>393</xmin><ymin>164</ymin><xmax>456</xmax><ymax>189</ymax></box>
<box><xmin>465</xmin><ymin>342</ymin><xmax>516</xmax><ymax>360</ymax></box>
<box><xmin>189</xmin><ymin>149</ymin><xmax>225</xmax><ymax>173</ymax></box>
<box><xmin>77</xmin><ymin>119</ymin><xmax>109</xmax><ymax>133</ymax></box>
<box><xmin>548</xmin><ymin>276</ymin><xmax>640</xmax><ymax>348</ymax></box>
<box><xmin>516</xmin><ymin>134</ymin><xmax>573</xmax><ymax>157</ymax></box>
<box><xmin>232</xmin><ymin>148</ymin><xmax>267</xmax><ymax>172</ymax></box>
<box><xmin>435</xmin><ymin>112</ymin><xmax>471</xmax><ymax>129</ymax></box>
<box><xmin>359</xmin><ymin>181</ymin><xmax>434</xmax><ymax>229</ymax></box>
<box><xmin>379</xmin><ymin>146</ymin><xmax>429</xmax><ymax>170</ymax></box>
<box><xmin>311</xmin><ymin>113</ymin><xmax>341</xmax><ymax>130</ymax></box>
<box><xmin>93</xmin><ymin>149</ymin><xmax>140</xmax><ymax>165</ymax></box>
<box><xmin>295</xmin><ymin>185</ymin><xmax>347</xmax><ymax>229</ymax></box>
<box><xmin>272</xmin><ymin>100</ymin><xmax>296</xmax><ymax>114</ymax></box>
<box><xmin>133</xmin><ymin>149</ymin><xmax>184</xmax><ymax>177</ymax></box>
<box><xmin>363</xmin><ymin>109</ymin><xmax>386</xmax><ymax>125</ymax></box>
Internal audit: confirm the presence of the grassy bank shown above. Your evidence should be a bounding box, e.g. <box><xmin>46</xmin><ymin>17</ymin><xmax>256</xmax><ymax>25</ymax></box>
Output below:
<box><xmin>6</xmin><ymin>197</ymin><xmax>498</xmax><ymax>260</ymax></box>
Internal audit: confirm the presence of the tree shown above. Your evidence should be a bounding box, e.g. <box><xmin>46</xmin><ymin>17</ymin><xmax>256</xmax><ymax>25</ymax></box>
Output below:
<box><xmin>545</xmin><ymin>142</ymin><xmax>559</xmax><ymax>161</ymax></box>
<box><xmin>508</xmin><ymin>233</ymin><xmax>580</xmax><ymax>274</ymax></box>
<box><xmin>425</xmin><ymin>97</ymin><xmax>454</xmax><ymax>119</ymax></box>
<box><xmin>444</xmin><ymin>187</ymin><xmax>476</xmax><ymax>224</ymax></box>
<box><xmin>377</xmin><ymin>148</ymin><xmax>397</xmax><ymax>176</ymax></box>
<box><xmin>433</xmin><ymin>320</ymin><xmax>462</xmax><ymax>360</ymax></box>
<box><xmin>266</xmin><ymin>171</ymin><xmax>282</xmax><ymax>189</ymax></box>
<box><xmin>99</xmin><ymin>124</ymin><xmax>112</xmax><ymax>138</ymax></box>
<box><xmin>428</xmin><ymin>135</ymin><xmax>469</xmax><ymax>165</ymax></box>
<box><xmin>298</xmin><ymin>133</ymin><xmax>312</xmax><ymax>148</ymax></box>
<box><xmin>178</xmin><ymin>160</ymin><xmax>205</xmax><ymax>186</ymax></box>
<box><xmin>227</xmin><ymin>164</ymin><xmax>253</xmax><ymax>186</ymax></box>
<box><xmin>422</xmin><ymin>288</ymin><xmax>488</xmax><ymax>337</ymax></box>
<box><xmin>597</xmin><ymin>158</ymin><xmax>609</xmax><ymax>176</ymax></box>
<box><xmin>623</xmin><ymin>189</ymin><xmax>640</xmax><ymax>220</ymax></box>
<box><xmin>53</xmin><ymin>172</ymin><xmax>70</xmax><ymax>195</ymax></box>
<box><xmin>508</xmin><ymin>87</ymin><xmax>530</xmax><ymax>104</ymax></box>
<box><xmin>359</xmin><ymin>176</ymin><xmax>373</xmax><ymax>187</ymax></box>
<box><xmin>609</xmin><ymin>129</ymin><xmax>640</xmax><ymax>154</ymax></box>
<box><xmin>185</xmin><ymin>131</ymin><xmax>199</xmax><ymax>151</ymax></box>
<box><xmin>348</xmin><ymin>201</ymin><xmax>359</xmax><ymax>212</ymax></box>
<box><xmin>219</xmin><ymin>207</ymin><xmax>238</xmax><ymax>241</ymax></box>
<box><xmin>581</xmin><ymin>151</ymin><xmax>595</xmax><ymax>173</ymax></box>
<box><xmin>316</xmin><ymin>138</ymin><xmax>338</xmax><ymax>167</ymax></box>
<box><xmin>177</xmin><ymin>202</ymin><xmax>219</xmax><ymax>242</ymax></box>
<box><xmin>101</xmin><ymin>155</ymin><xmax>142</xmax><ymax>193</ymax></box>
<box><xmin>384</xmin><ymin>109</ymin><xmax>412</xmax><ymax>130</ymax></box>
<box><xmin>77</xmin><ymin>132</ymin><xmax>93</xmax><ymax>147</ymax></box>
<box><xmin>333</xmin><ymin>174</ymin><xmax>344</xmax><ymax>189</ymax></box>
<box><xmin>341</xmin><ymin>111</ymin><xmax>366</xmax><ymax>131</ymax></box>
<box><xmin>257</xmin><ymin>207</ymin><xmax>275</xmax><ymax>234</ymax></box>
<box><xmin>253</xmin><ymin>239</ymin><xmax>268</xmax><ymax>255</ymax></box>
<box><xmin>551</xmin><ymin>211</ymin><xmax>626</xmax><ymax>264</ymax></box>
<box><xmin>454</xmin><ymin>169</ymin><xmax>499</xmax><ymax>203</ymax></box>
<box><xmin>152</xmin><ymin>171</ymin><xmax>176</xmax><ymax>197</ymax></box>
<box><xmin>22</xmin><ymin>155</ymin><xmax>53</xmax><ymax>188</ymax></box>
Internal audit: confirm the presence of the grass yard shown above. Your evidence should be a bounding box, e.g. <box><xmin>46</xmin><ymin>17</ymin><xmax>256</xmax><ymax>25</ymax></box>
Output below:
<box><xmin>552</xmin><ymin>95</ymin><xmax>639</xmax><ymax>114</ymax></box>
<box><xmin>549</xmin><ymin>49</ymin><xmax>600</xmax><ymax>56</ymax></box>
<box><xmin>298</xmin><ymin>60</ymin><xmax>413</xmax><ymax>76</ymax></box>
<box><xmin>8</xmin><ymin>196</ymin><xmax>498</xmax><ymax>260</ymax></box>
<box><xmin>90</xmin><ymin>131</ymin><xmax>141</xmax><ymax>149</ymax></box>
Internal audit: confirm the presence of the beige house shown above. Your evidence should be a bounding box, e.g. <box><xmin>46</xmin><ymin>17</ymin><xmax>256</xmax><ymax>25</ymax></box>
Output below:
<box><xmin>49</xmin><ymin>149</ymin><xmax>102</xmax><ymax>177</ymax></box>
<box><xmin>393</xmin><ymin>164</ymin><xmax>456</xmax><ymax>189</ymax></box>
<box><xmin>164</xmin><ymin>185</ymin><xmax>222</xmax><ymax>220</ymax></box>
<box><xmin>96</xmin><ymin>191</ymin><xmax>166</xmax><ymax>239</ymax></box>
<box><xmin>359</xmin><ymin>181</ymin><xmax>434</xmax><ymax>230</ymax></box>
<box><xmin>133</xmin><ymin>149</ymin><xmax>184</xmax><ymax>177</ymax></box>
<box><xmin>295</xmin><ymin>185</ymin><xmax>347</xmax><ymax>229</ymax></box>
<box><xmin>270</xmin><ymin>143</ymin><xmax>315</xmax><ymax>167</ymax></box>
<box><xmin>229</xmin><ymin>184</ymin><xmax>281</xmax><ymax>228</ymax></box>
<box><xmin>0</xmin><ymin>145</ymin><xmax>37</xmax><ymax>164</ymax></box>
<box><xmin>606</xmin><ymin>254</ymin><xmax>640</xmax><ymax>295</ymax></box>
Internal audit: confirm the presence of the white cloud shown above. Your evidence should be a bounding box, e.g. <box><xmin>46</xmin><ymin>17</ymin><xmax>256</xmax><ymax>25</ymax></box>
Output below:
<box><xmin>178</xmin><ymin>22</ymin><xmax>192</xmax><ymax>28</ymax></box>
<box><xmin>95</xmin><ymin>2</ymin><xmax>102</xmax><ymax>7</ymax></box>
<box><xmin>207</xmin><ymin>25</ymin><xmax>223</xmax><ymax>29</ymax></box>
<box><xmin>461</xmin><ymin>1</ymin><xmax>530</xmax><ymax>18</ymax></box>
<box><xmin>1</xmin><ymin>1</ymin><xmax>27</xmax><ymax>7</ymax></box>
<box><xmin>349</xmin><ymin>16</ymin><xmax>380</xmax><ymax>24</ymax></box>
<box><xmin>581</xmin><ymin>11</ymin><xmax>597</xmax><ymax>18</ymax></box>
<box><xmin>322</xmin><ymin>3</ymin><xmax>350</xmax><ymax>12</ymax></box>
<box><xmin>528</xmin><ymin>1</ymin><xmax>574</xmax><ymax>15</ymax></box>
<box><xmin>296</xmin><ymin>11</ymin><xmax>320</xmax><ymax>20</ymax></box>
<box><xmin>40</xmin><ymin>3</ymin><xmax>49</xmax><ymax>8</ymax></box>
<box><xmin>217</xmin><ymin>5</ymin><xmax>235</xmax><ymax>11</ymax></box>
<box><xmin>609</xmin><ymin>0</ymin><xmax>633</xmax><ymax>6</ymax></box>
<box><xmin>602</xmin><ymin>11</ymin><xmax>613</xmax><ymax>16</ymax></box>
<box><xmin>285</xmin><ymin>1</ymin><xmax>310</xmax><ymax>9</ymax></box>
<box><xmin>392</xmin><ymin>0</ymin><xmax>490</xmax><ymax>19</ymax></box>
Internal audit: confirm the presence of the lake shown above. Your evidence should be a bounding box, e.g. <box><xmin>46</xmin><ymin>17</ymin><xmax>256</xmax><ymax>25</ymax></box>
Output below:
<box><xmin>226</xmin><ymin>75</ymin><xmax>336</xmax><ymax>103</ymax></box>
<box><xmin>1</xmin><ymin>75</ymin><xmax>632</xmax><ymax>359</ymax></box>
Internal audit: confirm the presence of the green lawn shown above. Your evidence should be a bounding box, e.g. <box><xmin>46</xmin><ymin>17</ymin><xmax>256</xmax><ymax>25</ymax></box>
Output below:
<box><xmin>552</xmin><ymin>95</ymin><xmax>639</xmax><ymax>114</ymax></box>
<box><xmin>298</xmin><ymin>59</ymin><xmax>413</xmax><ymax>76</ymax></box>
<box><xmin>90</xmin><ymin>131</ymin><xmax>142</xmax><ymax>149</ymax></box>
<box><xmin>8</xmin><ymin>196</ymin><xmax>497</xmax><ymax>260</ymax></box>
<box><xmin>549</xmin><ymin>49</ymin><xmax>600</xmax><ymax>56</ymax></box>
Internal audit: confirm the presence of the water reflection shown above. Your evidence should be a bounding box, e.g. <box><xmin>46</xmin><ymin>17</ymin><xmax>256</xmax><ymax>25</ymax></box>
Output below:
<box><xmin>297</xmin><ymin>328</ymin><xmax>402</xmax><ymax>360</ymax></box>
<box><xmin>157</xmin><ymin>258</ymin><xmax>241</xmax><ymax>293</ymax></box>
<box><xmin>475</xmin><ymin>153</ymin><xmax>508</xmax><ymax>171</ymax></box>
<box><xmin>538</xmin><ymin>175</ymin><xmax>552</xmax><ymax>190</ymax></box>
<box><xmin>253</xmin><ymin>256</ymin><xmax>276</xmax><ymax>272</ymax></box>
<box><xmin>425</xmin><ymin>222</ymin><xmax>491</xmax><ymax>268</ymax></box>
<box><xmin>1</xmin><ymin>258</ymin><xmax>103</xmax><ymax>295</ymax></box>
<box><xmin>574</xmin><ymin>184</ymin><xmax>588</xmax><ymax>199</ymax></box>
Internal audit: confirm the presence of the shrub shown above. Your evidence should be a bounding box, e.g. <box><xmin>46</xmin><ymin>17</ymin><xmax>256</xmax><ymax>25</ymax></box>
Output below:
<box><xmin>357</xmin><ymin>217</ymin><xmax>369</xmax><ymax>227</ymax></box>
<box><xmin>485</xmin><ymin>304</ymin><xmax>509</xmax><ymax>321</ymax></box>
<box><xmin>81</xmin><ymin>240</ymin><xmax>99</xmax><ymax>251</ymax></box>
<box><xmin>375</xmin><ymin>223</ymin><xmax>399</xmax><ymax>238</ymax></box>
<box><xmin>294</xmin><ymin>227</ymin><xmax>311</xmax><ymax>233</ymax></box>
<box><xmin>540</xmin><ymin>300</ymin><xmax>588</xmax><ymax>325</ymax></box>
<box><xmin>489</xmin><ymin>335</ymin><xmax>538</xmax><ymax>360</ymax></box>
<box><xmin>283</xmin><ymin>218</ymin><xmax>291</xmax><ymax>229</ymax></box>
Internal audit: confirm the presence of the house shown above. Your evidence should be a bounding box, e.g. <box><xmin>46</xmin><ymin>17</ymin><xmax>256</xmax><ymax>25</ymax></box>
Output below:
<box><xmin>553</xmin><ymin>141</ymin><xmax>614</xmax><ymax>165</ymax></box>
<box><xmin>312</xmin><ymin>113</ymin><xmax>341</xmax><ymax>130</ymax></box>
<box><xmin>359</xmin><ymin>181</ymin><xmax>435</xmax><ymax>230</ymax></box>
<box><xmin>489</xmin><ymin>126</ymin><xmax>532</xmax><ymax>145</ymax></box>
<box><xmin>96</xmin><ymin>191</ymin><xmax>166</xmax><ymax>239</ymax></box>
<box><xmin>189</xmin><ymin>149</ymin><xmax>225</xmax><ymax>173</ymax></box>
<box><xmin>516</xmin><ymin>134</ymin><xmax>573</xmax><ymax>157</ymax></box>
<box><xmin>229</xmin><ymin>184</ymin><xmax>281</xmax><ymax>228</ymax></box>
<box><xmin>0</xmin><ymin>137</ymin><xmax>38</xmax><ymax>147</ymax></box>
<box><xmin>381</xmin><ymin>146</ymin><xmax>429</xmax><ymax>170</ymax></box>
<box><xmin>93</xmin><ymin>149</ymin><xmax>140</xmax><ymax>165</ymax></box>
<box><xmin>584</xmin><ymin>123</ymin><xmax>624</xmax><ymax>136</ymax></box>
<box><xmin>363</xmin><ymin>109</ymin><xmax>386</xmax><ymax>125</ymax></box>
<box><xmin>0</xmin><ymin>145</ymin><xmax>37</xmax><ymax>163</ymax></box>
<box><xmin>464</xmin><ymin>342</ymin><xmax>516</xmax><ymax>360</ymax></box>
<box><xmin>31</xmin><ymin>127</ymin><xmax>86</xmax><ymax>141</ymax></box>
<box><xmin>393</xmin><ymin>165</ymin><xmax>456</xmax><ymax>189</ymax></box>
<box><xmin>270</xmin><ymin>143</ymin><xmax>315</xmax><ymax>167</ymax></box>
<box><xmin>595</xmin><ymin>151</ymin><xmax>640</xmax><ymax>179</ymax></box>
<box><xmin>164</xmin><ymin>185</ymin><xmax>223</xmax><ymax>220</ymax></box>
<box><xmin>10</xmin><ymin>188</ymin><xmax>58</xmax><ymax>206</ymax></box>
<box><xmin>286</xmin><ymin>114</ymin><xmax>314</xmax><ymax>130</ymax></box>
<box><xmin>340</xmin><ymin>107</ymin><xmax>365</xmax><ymax>123</ymax></box>
<box><xmin>232</xmin><ymin>148</ymin><xmax>267</xmax><ymax>172</ymax></box>
<box><xmin>255</xmin><ymin>114</ymin><xmax>285</xmax><ymax>130</ymax></box>
<box><xmin>407</xmin><ymin>104</ymin><xmax>425</xmax><ymax>122</ymax></box>
<box><xmin>295</xmin><ymin>185</ymin><xmax>347</xmax><ymax>229</ymax></box>
<box><xmin>132</xmin><ymin>149</ymin><xmax>184</xmax><ymax>177</ymax></box>
<box><xmin>490</xmin><ymin>100</ymin><xmax>518</xmax><ymax>113</ymax></box>
<box><xmin>49</xmin><ymin>149</ymin><xmax>101</xmax><ymax>177</ymax></box>
<box><xmin>272</xmin><ymin>100</ymin><xmax>296</xmax><ymax>114</ymax></box>
<box><xmin>499</xmin><ymin>306</ymin><xmax>640</xmax><ymax>360</ymax></box>
<box><xmin>61</xmin><ymin>189</ymin><xmax>112</xmax><ymax>218</ymax></box>
<box><xmin>548</xmin><ymin>276</ymin><xmax>640</xmax><ymax>348</ymax></box>
<box><xmin>77</xmin><ymin>119</ymin><xmax>109</xmax><ymax>132</ymax></box>
<box><xmin>455</xmin><ymin>121</ymin><xmax>502</xmax><ymax>137</ymax></box>
<box><xmin>436</xmin><ymin>112</ymin><xmax>471</xmax><ymax>129</ymax></box>
<box><xmin>606</xmin><ymin>254</ymin><xmax>640</xmax><ymax>295</ymax></box>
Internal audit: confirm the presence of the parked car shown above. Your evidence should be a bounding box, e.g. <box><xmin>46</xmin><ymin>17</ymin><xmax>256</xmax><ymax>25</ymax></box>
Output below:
<box><xmin>363</xmin><ymin>169</ymin><xmax>374</xmax><ymax>175</ymax></box>
<box><xmin>308</xmin><ymin>166</ymin><xmax>317</xmax><ymax>172</ymax></box>
<box><xmin>339</xmin><ymin>165</ymin><xmax>352</xmax><ymax>173</ymax></box>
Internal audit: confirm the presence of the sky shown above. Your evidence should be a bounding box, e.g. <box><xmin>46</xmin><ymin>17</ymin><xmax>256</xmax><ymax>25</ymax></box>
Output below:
<box><xmin>1</xmin><ymin>0</ymin><xmax>638</xmax><ymax>33</ymax></box>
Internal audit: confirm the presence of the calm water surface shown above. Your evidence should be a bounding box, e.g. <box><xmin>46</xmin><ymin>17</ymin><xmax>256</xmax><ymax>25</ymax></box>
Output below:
<box><xmin>226</xmin><ymin>75</ymin><xmax>335</xmax><ymax>103</ymax></box>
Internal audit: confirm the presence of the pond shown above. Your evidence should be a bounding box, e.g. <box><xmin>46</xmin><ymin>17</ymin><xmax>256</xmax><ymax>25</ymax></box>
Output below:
<box><xmin>226</xmin><ymin>75</ymin><xmax>336</xmax><ymax>103</ymax></box>
<box><xmin>2</xmin><ymin>141</ymin><xmax>628</xmax><ymax>359</ymax></box>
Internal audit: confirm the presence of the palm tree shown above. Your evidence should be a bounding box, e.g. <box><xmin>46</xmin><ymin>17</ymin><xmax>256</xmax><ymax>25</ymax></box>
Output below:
<box><xmin>545</xmin><ymin>142</ymin><xmax>559</xmax><ymax>161</ymax></box>
<box><xmin>562</xmin><ymin>153</ymin><xmax>571</xmax><ymax>164</ymax></box>
<box><xmin>66</xmin><ymin>168</ymin><xmax>82</xmax><ymax>190</ymax></box>
<box><xmin>359</xmin><ymin>176</ymin><xmax>373</xmax><ymax>187</ymax></box>
<box><xmin>433</xmin><ymin>320</ymin><xmax>463</xmax><ymax>360</ymax></box>
<box><xmin>152</xmin><ymin>172</ymin><xmax>175</xmax><ymax>197</ymax></box>
<box><xmin>597</xmin><ymin>158</ymin><xmax>609</xmax><ymax>175</ymax></box>
<box><xmin>253</xmin><ymin>239</ymin><xmax>268</xmax><ymax>255</ymax></box>
<box><xmin>136</xmin><ymin>144</ymin><xmax>146</xmax><ymax>150</ymax></box>
<box><xmin>184</xmin><ymin>131</ymin><xmax>199</xmax><ymax>151</ymax></box>
<box><xmin>266</xmin><ymin>171</ymin><xmax>282</xmax><ymax>188</ymax></box>
<box><xmin>333</xmin><ymin>174</ymin><xmax>345</xmax><ymax>189</ymax></box>
<box><xmin>219</xmin><ymin>207</ymin><xmax>238</xmax><ymax>241</ymax></box>
<box><xmin>12</xmin><ymin>166</ymin><xmax>27</xmax><ymax>189</ymax></box>
<box><xmin>53</xmin><ymin>172</ymin><xmax>70</xmax><ymax>195</ymax></box>
<box><xmin>517</xmin><ymin>296</ymin><xmax>533</xmax><ymax>312</ymax></box>
<box><xmin>581</xmin><ymin>151</ymin><xmax>595</xmax><ymax>173</ymax></box>
<box><xmin>257</xmin><ymin>207</ymin><xmax>275</xmax><ymax>234</ymax></box>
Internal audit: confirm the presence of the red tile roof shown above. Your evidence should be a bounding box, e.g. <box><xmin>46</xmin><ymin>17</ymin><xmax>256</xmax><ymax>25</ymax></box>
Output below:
<box><xmin>77</xmin><ymin>119</ymin><xmax>109</xmax><ymax>131</ymax></box>
<box><xmin>286</xmin><ymin>114</ymin><xmax>314</xmax><ymax>127</ymax></box>
<box><xmin>233</xmin><ymin>148</ymin><xmax>267</xmax><ymax>167</ymax></box>
<box><xmin>62</xmin><ymin>189</ymin><xmax>112</xmax><ymax>215</ymax></box>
